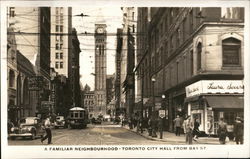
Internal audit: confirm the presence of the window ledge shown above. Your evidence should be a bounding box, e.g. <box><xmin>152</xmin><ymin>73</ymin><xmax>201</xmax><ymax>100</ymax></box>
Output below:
<box><xmin>221</xmin><ymin>66</ymin><xmax>243</xmax><ymax>70</ymax></box>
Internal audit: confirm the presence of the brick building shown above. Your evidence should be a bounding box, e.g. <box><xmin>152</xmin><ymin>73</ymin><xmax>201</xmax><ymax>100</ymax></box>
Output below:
<box><xmin>135</xmin><ymin>7</ymin><xmax>244</xmax><ymax>134</ymax></box>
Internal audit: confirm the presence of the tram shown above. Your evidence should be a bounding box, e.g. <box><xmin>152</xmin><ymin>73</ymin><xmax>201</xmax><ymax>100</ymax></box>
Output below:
<box><xmin>68</xmin><ymin>107</ymin><xmax>89</xmax><ymax>129</ymax></box>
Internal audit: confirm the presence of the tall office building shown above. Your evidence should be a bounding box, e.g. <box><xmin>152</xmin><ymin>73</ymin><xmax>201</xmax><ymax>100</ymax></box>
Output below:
<box><xmin>50</xmin><ymin>7</ymin><xmax>72</xmax><ymax>78</ymax></box>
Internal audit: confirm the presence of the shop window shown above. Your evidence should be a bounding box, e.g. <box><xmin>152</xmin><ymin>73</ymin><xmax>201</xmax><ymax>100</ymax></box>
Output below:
<box><xmin>197</xmin><ymin>42</ymin><xmax>202</xmax><ymax>70</ymax></box>
<box><xmin>222</xmin><ymin>37</ymin><xmax>241</xmax><ymax>66</ymax></box>
<box><xmin>221</xmin><ymin>8</ymin><xmax>241</xmax><ymax>19</ymax></box>
<box><xmin>224</xmin><ymin>112</ymin><xmax>236</xmax><ymax>125</ymax></box>
<box><xmin>74</xmin><ymin>112</ymin><xmax>78</xmax><ymax>118</ymax></box>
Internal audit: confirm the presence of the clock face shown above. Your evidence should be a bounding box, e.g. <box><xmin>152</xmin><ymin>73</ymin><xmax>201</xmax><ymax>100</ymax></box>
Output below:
<box><xmin>96</xmin><ymin>27</ymin><xmax>104</xmax><ymax>34</ymax></box>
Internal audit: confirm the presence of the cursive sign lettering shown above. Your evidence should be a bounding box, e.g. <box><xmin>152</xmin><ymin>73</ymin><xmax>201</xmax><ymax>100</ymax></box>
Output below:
<box><xmin>207</xmin><ymin>82</ymin><xmax>224</xmax><ymax>89</ymax></box>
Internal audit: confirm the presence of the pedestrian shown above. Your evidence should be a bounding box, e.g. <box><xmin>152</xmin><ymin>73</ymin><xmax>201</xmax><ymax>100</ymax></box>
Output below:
<box><xmin>173</xmin><ymin>115</ymin><xmax>182</xmax><ymax>136</ymax></box>
<box><xmin>218</xmin><ymin>118</ymin><xmax>227</xmax><ymax>144</ymax></box>
<box><xmin>234</xmin><ymin>117</ymin><xmax>243</xmax><ymax>144</ymax></box>
<box><xmin>41</xmin><ymin>116</ymin><xmax>52</xmax><ymax>144</ymax></box>
<box><xmin>183</xmin><ymin>115</ymin><xmax>194</xmax><ymax>144</ymax></box>
<box><xmin>193</xmin><ymin>118</ymin><xmax>200</xmax><ymax>141</ymax></box>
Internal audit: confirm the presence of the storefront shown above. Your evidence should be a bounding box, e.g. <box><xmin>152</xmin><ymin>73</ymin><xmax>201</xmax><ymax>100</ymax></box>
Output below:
<box><xmin>185</xmin><ymin>80</ymin><xmax>244</xmax><ymax>135</ymax></box>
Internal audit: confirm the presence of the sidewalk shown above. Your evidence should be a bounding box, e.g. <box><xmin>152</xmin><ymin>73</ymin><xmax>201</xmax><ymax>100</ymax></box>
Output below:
<box><xmin>123</xmin><ymin>125</ymin><xmax>236</xmax><ymax>145</ymax></box>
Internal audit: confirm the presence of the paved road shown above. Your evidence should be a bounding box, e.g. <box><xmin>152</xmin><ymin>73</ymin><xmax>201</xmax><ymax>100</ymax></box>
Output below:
<box><xmin>8</xmin><ymin>124</ymin><xmax>167</xmax><ymax>145</ymax></box>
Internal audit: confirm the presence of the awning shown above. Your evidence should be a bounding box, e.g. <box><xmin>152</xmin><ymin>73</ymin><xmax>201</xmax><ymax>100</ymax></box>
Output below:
<box><xmin>206</xmin><ymin>96</ymin><xmax>244</xmax><ymax>109</ymax></box>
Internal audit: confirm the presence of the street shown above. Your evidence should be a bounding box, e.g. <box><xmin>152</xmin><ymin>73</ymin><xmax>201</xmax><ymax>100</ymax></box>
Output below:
<box><xmin>8</xmin><ymin>123</ymin><xmax>167</xmax><ymax>145</ymax></box>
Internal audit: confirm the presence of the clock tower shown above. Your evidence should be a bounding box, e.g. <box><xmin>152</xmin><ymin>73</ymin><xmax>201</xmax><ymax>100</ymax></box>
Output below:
<box><xmin>94</xmin><ymin>24</ymin><xmax>107</xmax><ymax>117</ymax></box>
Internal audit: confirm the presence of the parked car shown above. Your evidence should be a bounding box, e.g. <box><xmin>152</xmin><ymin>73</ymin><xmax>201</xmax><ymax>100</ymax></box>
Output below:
<box><xmin>91</xmin><ymin>117</ymin><xmax>102</xmax><ymax>124</ymax></box>
<box><xmin>54</xmin><ymin>116</ymin><xmax>66</xmax><ymax>129</ymax></box>
<box><xmin>9</xmin><ymin>117</ymin><xmax>45</xmax><ymax>140</ymax></box>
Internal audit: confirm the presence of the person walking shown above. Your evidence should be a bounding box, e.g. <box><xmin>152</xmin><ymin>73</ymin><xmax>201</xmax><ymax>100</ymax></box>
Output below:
<box><xmin>193</xmin><ymin>118</ymin><xmax>200</xmax><ymax>141</ymax></box>
<box><xmin>183</xmin><ymin>115</ymin><xmax>194</xmax><ymax>145</ymax></box>
<box><xmin>218</xmin><ymin>118</ymin><xmax>227</xmax><ymax>144</ymax></box>
<box><xmin>173</xmin><ymin>115</ymin><xmax>182</xmax><ymax>136</ymax></box>
<box><xmin>234</xmin><ymin>117</ymin><xmax>243</xmax><ymax>144</ymax></box>
<box><xmin>41</xmin><ymin>116</ymin><xmax>52</xmax><ymax>144</ymax></box>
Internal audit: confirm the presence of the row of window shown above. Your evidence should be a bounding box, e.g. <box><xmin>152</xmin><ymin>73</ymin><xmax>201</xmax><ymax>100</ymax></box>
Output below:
<box><xmin>55</xmin><ymin>62</ymin><xmax>63</xmax><ymax>69</ymax></box>
<box><xmin>55</xmin><ymin>25</ymin><xmax>63</xmax><ymax>32</ymax></box>
<box><xmin>55</xmin><ymin>52</ymin><xmax>63</xmax><ymax>59</ymax></box>
<box><xmin>55</xmin><ymin>34</ymin><xmax>63</xmax><ymax>42</ymax></box>
<box><xmin>84</xmin><ymin>100</ymin><xmax>94</xmax><ymax>105</ymax></box>
<box><xmin>56</xmin><ymin>43</ymin><xmax>63</xmax><ymax>50</ymax></box>
<box><xmin>84</xmin><ymin>95</ymin><xmax>94</xmax><ymax>99</ymax></box>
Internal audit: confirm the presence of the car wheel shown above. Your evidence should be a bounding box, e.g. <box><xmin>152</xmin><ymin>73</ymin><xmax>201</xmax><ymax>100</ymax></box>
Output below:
<box><xmin>31</xmin><ymin>131</ymin><xmax>36</xmax><ymax>140</ymax></box>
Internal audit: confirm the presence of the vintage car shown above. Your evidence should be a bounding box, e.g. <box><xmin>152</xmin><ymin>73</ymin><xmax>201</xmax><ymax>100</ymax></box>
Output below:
<box><xmin>9</xmin><ymin>117</ymin><xmax>45</xmax><ymax>140</ymax></box>
<box><xmin>54</xmin><ymin>116</ymin><xmax>66</xmax><ymax>129</ymax></box>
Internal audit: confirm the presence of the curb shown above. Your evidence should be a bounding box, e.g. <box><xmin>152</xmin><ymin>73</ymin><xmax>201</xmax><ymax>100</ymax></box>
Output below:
<box><xmin>122</xmin><ymin>126</ymin><xmax>225</xmax><ymax>144</ymax></box>
<box><xmin>123</xmin><ymin>126</ymin><xmax>185</xmax><ymax>143</ymax></box>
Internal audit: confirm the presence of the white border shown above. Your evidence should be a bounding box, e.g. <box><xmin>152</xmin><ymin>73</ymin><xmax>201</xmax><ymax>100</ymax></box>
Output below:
<box><xmin>1</xmin><ymin>0</ymin><xmax>250</xmax><ymax>158</ymax></box>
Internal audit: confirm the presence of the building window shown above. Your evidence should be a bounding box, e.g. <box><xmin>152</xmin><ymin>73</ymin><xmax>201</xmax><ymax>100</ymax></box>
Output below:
<box><xmin>9</xmin><ymin>70</ymin><xmax>15</xmax><ymax>88</ymax></box>
<box><xmin>55</xmin><ymin>62</ymin><xmax>59</xmax><ymax>69</ymax></box>
<box><xmin>165</xmin><ymin>15</ymin><xmax>168</xmax><ymax>33</ymax></box>
<box><xmin>221</xmin><ymin>8</ymin><xmax>241</xmax><ymax>19</ymax></box>
<box><xmin>56</xmin><ymin>34</ymin><xmax>59</xmax><ymax>41</ymax></box>
<box><xmin>60</xmin><ymin>44</ymin><xmax>63</xmax><ymax>50</ymax></box>
<box><xmin>60</xmin><ymin>35</ymin><xmax>63</xmax><ymax>42</ymax></box>
<box><xmin>60</xmin><ymin>53</ymin><xmax>63</xmax><ymax>59</ymax></box>
<box><xmin>189</xmin><ymin>9</ymin><xmax>193</xmax><ymax>35</ymax></box>
<box><xmin>170</xmin><ymin>35</ymin><xmax>174</xmax><ymax>53</ymax></box>
<box><xmin>177</xmin><ymin>28</ymin><xmax>181</xmax><ymax>47</ymax></box>
<box><xmin>56</xmin><ymin>25</ymin><xmax>60</xmax><ymax>32</ymax></box>
<box><xmin>56</xmin><ymin>16</ymin><xmax>59</xmax><ymax>23</ymax></box>
<box><xmin>60</xmin><ymin>62</ymin><xmax>63</xmax><ymax>68</ymax></box>
<box><xmin>164</xmin><ymin>41</ymin><xmax>168</xmax><ymax>64</ymax></box>
<box><xmin>56</xmin><ymin>53</ymin><xmax>59</xmax><ymax>59</ymax></box>
<box><xmin>9</xmin><ymin>7</ymin><xmax>15</xmax><ymax>17</ymax></box>
<box><xmin>60</xmin><ymin>26</ymin><xmax>63</xmax><ymax>32</ymax></box>
<box><xmin>56</xmin><ymin>7</ymin><xmax>59</xmax><ymax>14</ymax></box>
<box><xmin>190</xmin><ymin>49</ymin><xmax>193</xmax><ymax>75</ymax></box>
<box><xmin>197</xmin><ymin>43</ymin><xmax>202</xmax><ymax>70</ymax></box>
<box><xmin>222</xmin><ymin>37</ymin><xmax>241</xmax><ymax>66</ymax></box>
<box><xmin>56</xmin><ymin>43</ymin><xmax>59</xmax><ymax>50</ymax></box>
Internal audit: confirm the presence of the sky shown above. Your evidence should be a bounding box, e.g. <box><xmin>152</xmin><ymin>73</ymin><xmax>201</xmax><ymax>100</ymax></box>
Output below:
<box><xmin>72</xmin><ymin>7</ymin><xmax>123</xmax><ymax>91</ymax></box>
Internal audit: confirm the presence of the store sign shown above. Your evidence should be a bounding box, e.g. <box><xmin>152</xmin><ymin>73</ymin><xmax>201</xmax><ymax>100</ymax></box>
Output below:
<box><xmin>159</xmin><ymin>109</ymin><xmax>165</xmax><ymax>118</ymax></box>
<box><xmin>186</xmin><ymin>80</ymin><xmax>244</xmax><ymax>97</ymax></box>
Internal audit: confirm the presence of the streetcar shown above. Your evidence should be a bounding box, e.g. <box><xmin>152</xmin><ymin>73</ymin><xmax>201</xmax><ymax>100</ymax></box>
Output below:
<box><xmin>68</xmin><ymin>107</ymin><xmax>89</xmax><ymax>129</ymax></box>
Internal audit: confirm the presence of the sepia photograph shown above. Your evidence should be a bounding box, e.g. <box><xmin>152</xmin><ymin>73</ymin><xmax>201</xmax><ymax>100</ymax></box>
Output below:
<box><xmin>1</xmin><ymin>0</ymin><xmax>250</xmax><ymax>158</ymax></box>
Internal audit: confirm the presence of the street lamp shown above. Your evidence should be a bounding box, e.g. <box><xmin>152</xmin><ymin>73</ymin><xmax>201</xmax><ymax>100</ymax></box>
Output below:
<box><xmin>160</xmin><ymin>94</ymin><xmax>166</xmax><ymax>139</ymax></box>
<box><xmin>151</xmin><ymin>77</ymin><xmax>157</xmax><ymax>138</ymax></box>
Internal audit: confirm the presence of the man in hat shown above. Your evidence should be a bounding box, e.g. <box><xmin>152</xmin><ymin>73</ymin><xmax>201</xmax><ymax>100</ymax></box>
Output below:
<box><xmin>41</xmin><ymin>116</ymin><xmax>52</xmax><ymax>144</ymax></box>
<box><xmin>234</xmin><ymin>117</ymin><xmax>243</xmax><ymax>144</ymax></box>
<box><xmin>218</xmin><ymin>118</ymin><xmax>227</xmax><ymax>144</ymax></box>
<box><xmin>183</xmin><ymin>115</ymin><xmax>194</xmax><ymax>144</ymax></box>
